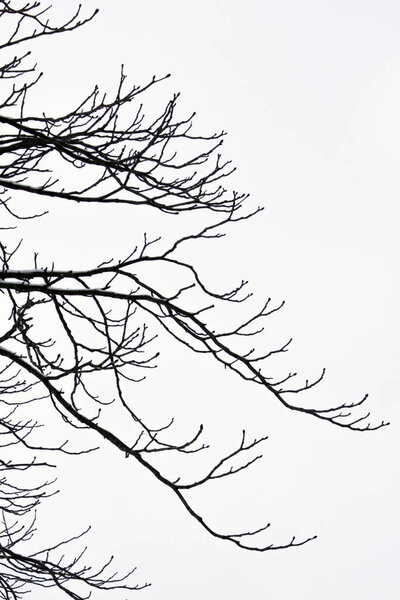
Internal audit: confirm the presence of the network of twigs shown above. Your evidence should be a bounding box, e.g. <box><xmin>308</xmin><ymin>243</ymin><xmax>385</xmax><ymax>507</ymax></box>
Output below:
<box><xmin>0</xmin><ymin>1</ymin><xmax>387</xmax><ymax>598</ymax></box>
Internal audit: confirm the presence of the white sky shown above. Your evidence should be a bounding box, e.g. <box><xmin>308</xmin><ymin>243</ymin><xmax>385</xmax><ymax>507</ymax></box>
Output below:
<box><xmin>14</xmin><ymin>1</ymin><xmax>400</xmax><ymax>598</ymax></box>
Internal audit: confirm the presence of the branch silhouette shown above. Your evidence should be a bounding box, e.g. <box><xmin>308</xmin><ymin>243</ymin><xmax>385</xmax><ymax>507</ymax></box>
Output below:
<box><xmin>0</xmin><ymin>1</ymin><xmax>387</xmax><ymax>598</ymax></box>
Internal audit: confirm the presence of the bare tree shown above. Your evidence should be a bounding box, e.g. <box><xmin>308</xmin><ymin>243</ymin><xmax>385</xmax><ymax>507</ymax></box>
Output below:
<box><xmin>0</xmin><ymin>1</ymin><xmax>387</xmax><ymax>598</ymax></box>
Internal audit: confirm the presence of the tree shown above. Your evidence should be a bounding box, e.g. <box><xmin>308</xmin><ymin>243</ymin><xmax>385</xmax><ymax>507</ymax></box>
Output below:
<box><xmin>0</xmin><ymin>1</ymin><xmax>387</xmax><ymax>598</ymax></box>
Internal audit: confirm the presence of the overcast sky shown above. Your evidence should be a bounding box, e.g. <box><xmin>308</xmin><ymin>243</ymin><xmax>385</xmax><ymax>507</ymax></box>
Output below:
<box><xmin>21</xmin><ymin>1</ymin><xmax>400</xmax><ymax>598</ymax></box>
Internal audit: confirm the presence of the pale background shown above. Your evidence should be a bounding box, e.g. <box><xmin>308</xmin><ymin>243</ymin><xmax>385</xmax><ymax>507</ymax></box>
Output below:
<box><xmin>15</xmin><ymin>1</ymin><xmax>400</xmax><ymax>598</ymax></box>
